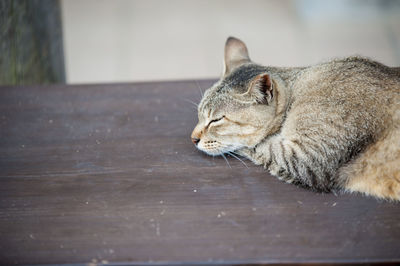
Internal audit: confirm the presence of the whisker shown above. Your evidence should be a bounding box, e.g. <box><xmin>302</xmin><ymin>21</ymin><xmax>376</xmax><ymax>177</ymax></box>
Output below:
<box><xmin>230</xmin><ymin>151</ymin><xmax>244</xmax><ymax>157</ymax></box>
<box><xmin>184</xmin><ymin>98</ymin><xmax>198</xmax><ymax>106</ymax></box>
<box><xmin>227</xmin><ymin>152</ymin><xmax>248</xmax><ymax>168</ymax></box>
<box><xmin>230</xmin><ymin>150</ymin><xmax>243</xmax><ymax>156</ymax></box>
<box><xmin>195</xmin><ymin>80</ymin><xmax>203</xmax><ymax>98</ymax></box>
<box><xmin>221</xmin><ymin>153</ymin><xmax>231</xmax><ymax>168</ymax></box>
<box><xmin>182</xmin><ymin>98</ymin><xmax>199</xmax><ymax>109</ymax></box>
<box><xmin>184</xmin><ymin>104</ymin><xmax>197</xmax><ymax>110</ymax></box>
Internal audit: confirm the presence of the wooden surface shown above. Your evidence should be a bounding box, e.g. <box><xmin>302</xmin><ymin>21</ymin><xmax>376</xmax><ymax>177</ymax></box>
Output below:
<box><xmin>0</xmin><ymin>80</ymin><xmax>399</xmax><ymax>265</ymax></box>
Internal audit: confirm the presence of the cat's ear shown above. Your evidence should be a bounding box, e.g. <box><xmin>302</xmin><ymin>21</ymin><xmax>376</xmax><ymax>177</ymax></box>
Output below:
<box><xmin>246</xmin><ymin>73</ymin><xmax>274</xmax><ymax>104</ymax></box>
<box><xmin>223</xmin><ymin>37</ymin><xmax>251</xmax><ymax>76</ymax></box>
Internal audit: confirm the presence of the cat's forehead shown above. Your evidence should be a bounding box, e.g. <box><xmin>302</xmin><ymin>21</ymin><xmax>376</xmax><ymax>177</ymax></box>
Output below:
<box><xmin>198</xmin><ymin>87</ymin><xmax>240</xmax><ymax>118</ymax></box>
<box><xmin>198</xmin><ymin>88</ymin><xmax>227</xmax><ymax>116</ymax></box>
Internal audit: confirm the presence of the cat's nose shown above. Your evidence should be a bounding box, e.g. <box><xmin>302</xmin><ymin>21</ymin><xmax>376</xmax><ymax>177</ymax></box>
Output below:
<box><xmin>191</xmin><ymin>124</ymin><xmax>202</xmax><ymax>145</ymax></box>
<box><xmin>191</xmin><ymin>137</ymin><xmax>200</xmax><ymax>145</ymax></box>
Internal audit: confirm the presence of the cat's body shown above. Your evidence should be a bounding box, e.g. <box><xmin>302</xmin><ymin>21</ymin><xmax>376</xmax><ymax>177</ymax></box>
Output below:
<box><xmin>192</xmin><ymin>37</ymin><xmax>400</xmax><ymax>200</ymax></box>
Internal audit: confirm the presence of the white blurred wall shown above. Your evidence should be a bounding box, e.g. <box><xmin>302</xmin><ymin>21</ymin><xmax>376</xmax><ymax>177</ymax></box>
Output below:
<box><xmin>61</xmin><ymin>0</ymin><xmax>400</xmax><ymax>84</ymax></box>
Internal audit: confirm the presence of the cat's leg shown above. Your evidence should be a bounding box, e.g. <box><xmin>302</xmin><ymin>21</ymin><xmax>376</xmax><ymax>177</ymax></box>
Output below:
<box><xmin>237</xmin><ymin>135</ymin><xmax>333</xmax><ymax>191</ymax></box>
<box><xmin>235</xmin><ymin>147</ymin><xmax>263</xmax><ymax>165</ymax></box>
<box><xmin>236</xmin><ymin>136</ymin><xmax>298</xmax><ymax>184</ymax></box>
<box><xmin>339</xmin><ymin>126</ymin><xmax>400</xmax><ymax>201</ymax></box>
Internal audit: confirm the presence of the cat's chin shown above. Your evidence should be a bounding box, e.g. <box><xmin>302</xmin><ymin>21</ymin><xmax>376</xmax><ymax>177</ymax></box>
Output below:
<box><xmin>198</xmin><ymin>146</ymin><xmax>240</xmax><ymax>157</ymax></box>
<box><xmin>197</xmin><ymin>141</ymin><xmax>244</xmax><ymax>156</ymax></box>
<box><xmin>199</xmin><ymin>148</ymin><xmax>224</xmax><ymax>157</ymax></box>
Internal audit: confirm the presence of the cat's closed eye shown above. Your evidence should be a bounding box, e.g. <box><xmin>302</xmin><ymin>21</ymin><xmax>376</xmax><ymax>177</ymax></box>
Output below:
<box><xmin>207</xmin><ymin>116</ymin><xmax>225</xmax><ymax>128</ymax></box>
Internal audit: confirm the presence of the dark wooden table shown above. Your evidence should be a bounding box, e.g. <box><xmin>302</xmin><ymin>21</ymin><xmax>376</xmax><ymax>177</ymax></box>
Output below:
<box><xmin>0</xmin><ymin>80</ymin><xmax>399</xmax><ymax>265</ymax></box>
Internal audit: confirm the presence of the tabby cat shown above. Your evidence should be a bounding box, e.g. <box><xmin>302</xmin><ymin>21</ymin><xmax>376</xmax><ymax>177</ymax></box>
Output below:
<box><xmin>191</xmin><ymin>37</ymin><xmax>400</xmax><ymax>200</ymax></box>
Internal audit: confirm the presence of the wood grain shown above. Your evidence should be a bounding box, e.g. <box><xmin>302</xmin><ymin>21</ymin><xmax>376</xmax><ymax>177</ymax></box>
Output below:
<box><xmin>0</xmin><ymin>80</ymin><xmax>399</xmax><ymax>265</ymax></box>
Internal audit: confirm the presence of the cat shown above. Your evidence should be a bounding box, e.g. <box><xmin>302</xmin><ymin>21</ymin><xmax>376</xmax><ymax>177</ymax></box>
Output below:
<box><xmin>191</xmin><ymin>36</ymin><xmax>400</xmax><ymax>200</ymax></box>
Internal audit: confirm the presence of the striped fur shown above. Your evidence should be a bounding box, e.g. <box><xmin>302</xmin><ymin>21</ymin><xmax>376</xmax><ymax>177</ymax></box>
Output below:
<box><xmin>191</xmin><ymin>37</ymin><xmax>400</xmax><ymax>200</ymax></box>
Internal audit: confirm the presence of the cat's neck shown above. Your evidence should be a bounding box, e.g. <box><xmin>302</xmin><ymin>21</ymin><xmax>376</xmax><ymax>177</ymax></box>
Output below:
<box><xmin>269</xmin><ymin>66</ymin><xmax>307</xmax><ymax>111</ymax></box>
<box><xmin>264</xmin><ymin>66</ymin><xmax>306</xmax><ymax>134</ymax></box>
<box><xmin>267</xmin><ymin>66</ymin><xmax>306</xmax><ymax>88</ymax></box>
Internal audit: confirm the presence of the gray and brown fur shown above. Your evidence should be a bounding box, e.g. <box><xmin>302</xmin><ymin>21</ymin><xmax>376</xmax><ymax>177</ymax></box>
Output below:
<box><xmin>191</xmin><ymin>37</ymin><xmax>400</xmax><ymax>200</ymax></box>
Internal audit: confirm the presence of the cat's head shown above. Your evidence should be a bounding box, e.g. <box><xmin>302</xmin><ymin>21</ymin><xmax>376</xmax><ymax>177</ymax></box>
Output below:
<box><xmin>191</xmin><ymin>37</ymin><xmax>285</xmax><ymax>156</ymax></box>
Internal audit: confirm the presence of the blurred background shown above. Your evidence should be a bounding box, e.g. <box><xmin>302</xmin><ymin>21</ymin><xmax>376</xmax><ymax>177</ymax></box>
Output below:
<box><xmin>1</xmin><ymin>0</ymin><xmax>400</xmax><ymax>85</ymax></box>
